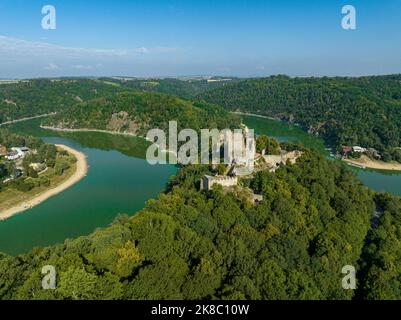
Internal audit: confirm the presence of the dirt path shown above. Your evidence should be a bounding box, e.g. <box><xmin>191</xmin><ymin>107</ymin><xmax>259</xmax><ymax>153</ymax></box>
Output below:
<box><xmin>0</xmin><ymin>113</ymin><xmax>57</xmax><ymax>127</ymax></box>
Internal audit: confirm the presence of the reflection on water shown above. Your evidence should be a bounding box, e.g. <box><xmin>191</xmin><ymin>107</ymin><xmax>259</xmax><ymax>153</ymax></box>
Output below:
<box><xmin>6</xmin><ymin>118</ymin><xmax>151</xmax><ymax>159</ymax></box>
<box><xmin>0</xmin><ymin>118</ymin><xmax>176</xmax><ymax>255</ymax></box>
<box><xmin>1</xmin><ymin>115</ymin><xmax>400</xmax><ymax>256</ymax></box>
<box><xmin>242</xmin><ymin>115</ymin><xmax>401</xmax><ymax>197</ymax></box>
<box><xmin>242</xmin><ymin>115</ymin><xmax>328</xmax><ymax>154</ymax></box>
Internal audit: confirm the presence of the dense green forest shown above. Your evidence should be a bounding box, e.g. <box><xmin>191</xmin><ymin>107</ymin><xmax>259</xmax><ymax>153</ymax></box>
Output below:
<box><xmin>1</xmin><ymin>148</ymin><xmax>400</xmax><ymax>300</ymax></box>
<box><xmin>44</xmin><ymin>91</ymin><xmax>241</xmax><ymax>136</ymax></box>
<box><xmin>358</xmin><ymin>193</ymin><xmax>401</xmax><ymax>299</ymax></box>
<box><xmin>199</xmin><ymin>75</ymin><xmax>401</xmax><ymax>162</ymax></box>
<box><xmin>0</xmin><ymin>79</ymin><xmax>125</xmax><ymax>123</ymax></box>
<box><xmin>0</xmin><ymin>78</ymin><xmax>239</xmax><ymax>125</ymax></box>
<box><xmin>2</xmin><ymin>76</ymin><xmax>401</xmax><ymax>300</ymax></box>
<box><xmin>99</xmin><ymin>77</ymin><xmax>241</xmax><ymax>99</ymax></box>
<box><xmin>4</xmin><ymin>75</ymin><xmax>401</xmax><ymax>162</ymax></box>
<box><xmin>0</xmin><ymin>129</ymin><xmax>43</xmax><ymax>150</ymax></box>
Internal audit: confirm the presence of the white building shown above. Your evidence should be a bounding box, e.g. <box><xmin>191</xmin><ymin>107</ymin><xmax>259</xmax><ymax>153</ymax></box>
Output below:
<box><xmin>353</xmin><ymin>146</ymin><xmax>367</xmax><ymax>153</ymax></box>
<box><xmin>6</xmin><ymin>151</ymin><xmax>20</xmax><ymax>160</ymax></box>
<box><xmin>6</xmin><ymin>147</ymin><xmax>29</xmax><ymax>160</ymax></box>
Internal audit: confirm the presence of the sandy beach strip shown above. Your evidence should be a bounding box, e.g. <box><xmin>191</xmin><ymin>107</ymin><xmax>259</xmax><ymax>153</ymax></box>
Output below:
<box><xmin>0</xmin><ymin>144</ymin><xmax>88</xmax><ymax>221</ymax></box>
<box><xmin>344</xmin><ymin>155</ymin><xmax>401</xmax><ymax>171</ymax></box>
<box><xmin>232</xmin><ymin>111</ymin><xmax>277</xmax><ymax>120</ymax></box>
<box><xmin>40</xmin><ymin>125</ymin><xmax>143</xmax><ymax>138</ymax></box>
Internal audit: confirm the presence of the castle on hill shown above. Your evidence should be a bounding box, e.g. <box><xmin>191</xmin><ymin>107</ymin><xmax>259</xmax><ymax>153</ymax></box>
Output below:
<box><xmin>200</xmin><ymin>175</ymin><xmax>238</xmax><ymax>192</ymax></box>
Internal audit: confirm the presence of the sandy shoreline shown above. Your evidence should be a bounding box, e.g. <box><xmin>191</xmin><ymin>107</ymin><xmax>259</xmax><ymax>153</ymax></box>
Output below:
<box><xmin>40</xmin><ymin>125</ymin><xmax>144</xmax><ymax>139</ymax></box>
<box><xmin>0</xmin><ymin>144</ymin><xmax>88</xmax><ymax>221</ymax></box>
<box><xmin>235</xmin><ymin>112</ymin><xmax>401</xmax><ymax>172</ymax></box>
<box><xmin>232</xmin><ymin>111</ymin><xmax>277</xmax><ymax>120</ymax></box>
<box><xmin>344</xmin><ymin>155</ymin><xmax>401</xmax><ymax>171</ymax></box>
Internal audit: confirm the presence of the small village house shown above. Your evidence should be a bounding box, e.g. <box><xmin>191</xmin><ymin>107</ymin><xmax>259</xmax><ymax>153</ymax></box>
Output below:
<box><xmin>353</xmin><ymin>146</ymin><xmax>367</xmax><ymax>153</ymax></box>
<box><xmin>6</xmin><ymin>147</ymin><xmax>29</xmax><ymax>160</ymax></box>
<box><xmin>6</xmin><ymin>150</ymin><xmax>20</xmax><ymax>160</ymax></box>
<box><xmin>29</xmin><ymin>162</ymin><xmax>47</xmax><ymax>173</ymax></box>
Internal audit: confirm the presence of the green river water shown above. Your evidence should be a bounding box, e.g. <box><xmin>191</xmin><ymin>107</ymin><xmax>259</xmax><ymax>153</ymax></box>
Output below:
<box><xmin>0</xmin><ymin>119</ymin><xmax>177</xmax><ymax>255</ymax></box>
<box><xmin>0</xmin><ymin>116</ymin><xmax>400</xmax><ymax>255</ymax></box>
<box><xmin>243</xmin><ymin>115</ymin><xmax>401</xmax><ymax>196</ymax></box>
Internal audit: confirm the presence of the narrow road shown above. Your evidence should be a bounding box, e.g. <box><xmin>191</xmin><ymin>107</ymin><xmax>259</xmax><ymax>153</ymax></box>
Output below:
<box><xmin>0</xmin><ymin>113</ymin><xmax>57</xmax><ymax>127</ymax></box>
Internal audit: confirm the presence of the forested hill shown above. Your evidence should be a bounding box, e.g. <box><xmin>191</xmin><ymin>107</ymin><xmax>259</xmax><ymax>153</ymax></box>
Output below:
<box><xmin>98</xmin><ymin>77</ymin><xmax>242</xmax><ymax>99</ymax></box>
<box><xmin>1</xmin><ymin>150</ymin><xmax>400</xmax><ymax>299</ymax></box>
<box><xmin>44</xmin><ymin>91</ymin><xmax>241</xmax><ymax>136</ymax></box>
<box><xmin>0</xmin><ymin>79</ymin><xmax>126</xmax><ymax>123</ymax></box>
<box><xmin>198</xmin><ymin>75</ymin><xmax>401</xmax><ymax>162</ymax></box>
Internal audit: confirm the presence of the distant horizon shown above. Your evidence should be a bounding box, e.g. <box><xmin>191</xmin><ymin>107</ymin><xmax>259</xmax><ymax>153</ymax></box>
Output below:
<box><xmin>2</xmin><ymin>72</ymin><xmax>401</xmax><ymax>81</ymax></box>
<box><xmin>1</xmin><ymin>0</ymin><xmax>401</xmax><ymax>78</ymax></box>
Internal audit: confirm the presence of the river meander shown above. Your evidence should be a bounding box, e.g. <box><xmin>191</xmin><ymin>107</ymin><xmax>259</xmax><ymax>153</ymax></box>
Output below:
<box><xmin>1</xmin><ymin>116</ymin><xmax>400</xmax><ymax>255</ymax></box>
<box><xmin>0</xmin><ymin>119</ymin><xmax>177</xmax><ymax>255</ymax></box>
<box><xmin>243</xmin><ymin>115</ymin><xmax>401</xmax><ymax>197</ymax></box>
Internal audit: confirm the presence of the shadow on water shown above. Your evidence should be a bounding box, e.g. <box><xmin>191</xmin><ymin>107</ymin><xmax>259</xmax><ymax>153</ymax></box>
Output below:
<box><xmin>5</xmin><ymin>118</ymin><xmax>151</xmax><ymax>160</ymax></box>
<box><xmin>242</xmin><ymin>115</ymin><xmax>328</xmax><ymax>155</ymax></box>
<box><xmin>0</xmin><ymin>118</ymin><xmax>176</xmax><ymax>255</ymax></box>
<box><xmin>2</xmin><ymin>116</ymin><xmax>401</xmax><ymax>255</ymax></box>
<box><xmin>242</xmin><ymin>115</ymin><xmax>401</xmax><ymax>197</ymax></box>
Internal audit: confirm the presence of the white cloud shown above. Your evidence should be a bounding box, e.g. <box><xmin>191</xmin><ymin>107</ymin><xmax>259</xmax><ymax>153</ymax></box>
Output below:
<box><xmin>135</xmin><ymin>46</ymin><xmax>180</xmax><ymax>55</ymax></box>
<box><xmin>0</xmin><ymin>35</ymin><xmax>129</xmax><ymax>58</ymax></box>
<box><xmin>0</xmin><ymin>36</ymin><xmax>180</xmax><ymax>58</ymax></box>
<box><xmin>44</xmin><ymin>63</ymin><xmax>61</xmax><ymax>71</ymax></box>
<box><xmin>71</xmin><ymin>64</ymin><xmax>103</xmax><ymax>70</ymax></box>
<box><xmin>0</xmin><ymin>35</ymin><xmax>186</xmax><ymax>78</ymax></box>
<box><xmin>135</xmin><ymin>47</ymin><xmax>150</xmax><ymax>54</ymax></box>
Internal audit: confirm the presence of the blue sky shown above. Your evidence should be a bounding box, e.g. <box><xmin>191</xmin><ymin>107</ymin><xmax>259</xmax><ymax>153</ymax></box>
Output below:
<box><xmin>0</xmin><ymin>0</ymin><xmax>400</xmax><ymax>78</ymax></box>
